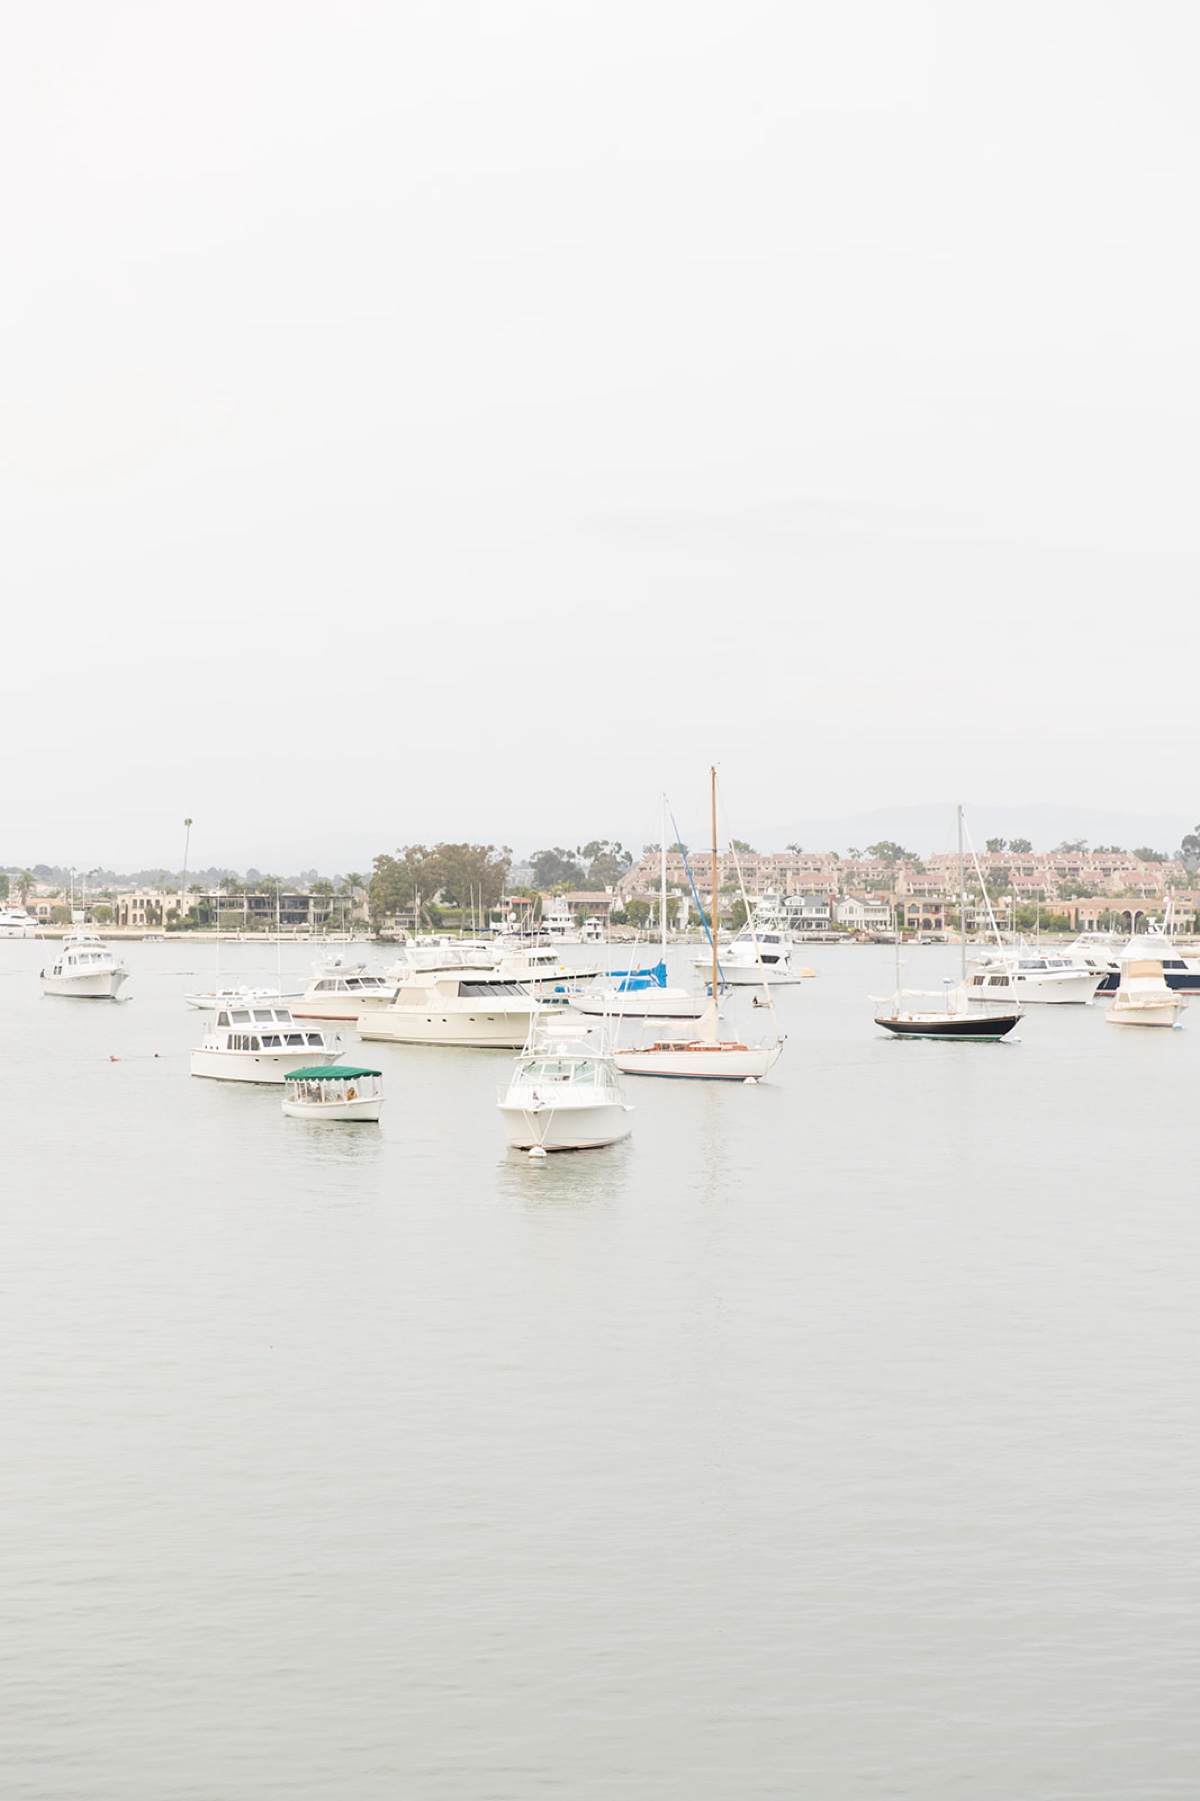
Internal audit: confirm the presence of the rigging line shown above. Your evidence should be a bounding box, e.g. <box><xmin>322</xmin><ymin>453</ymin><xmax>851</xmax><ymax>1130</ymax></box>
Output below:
<box><xmin>668</xmin><ymin>806</ymin><xmax>719</xmax><ymax>979</ymax></box>
<box><xmin>716</xmin><ymin>775</ymin><xmax>782</xmax><ymax>1040</ymax></box>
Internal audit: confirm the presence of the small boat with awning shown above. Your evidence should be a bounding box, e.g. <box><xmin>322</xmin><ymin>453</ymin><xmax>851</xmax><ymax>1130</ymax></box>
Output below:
<box><xmin>282</xmin><ymin>1065</ymin><xmax>383</xmax><ymax>1120</ymax></box>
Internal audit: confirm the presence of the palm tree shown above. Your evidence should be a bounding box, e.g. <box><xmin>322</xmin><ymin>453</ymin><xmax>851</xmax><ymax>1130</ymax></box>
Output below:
<box><xmin>17</xmin><ymin>869</ymin><xmax>34</xmax><ymax>905</ymax></box>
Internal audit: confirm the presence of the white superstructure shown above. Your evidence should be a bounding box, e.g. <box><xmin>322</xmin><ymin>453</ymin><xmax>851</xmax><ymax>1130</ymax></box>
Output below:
<box><xmin>291</xmin><ymin>958</ymin><xmax>396</xmax><ymax>1018</ymax></box>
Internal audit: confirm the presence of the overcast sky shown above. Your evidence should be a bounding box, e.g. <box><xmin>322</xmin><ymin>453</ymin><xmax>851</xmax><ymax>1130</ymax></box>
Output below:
<box><xmin>4</xmin><ymin>2</ymin><xmax>1199</xmax><ymax>870</ymax></box>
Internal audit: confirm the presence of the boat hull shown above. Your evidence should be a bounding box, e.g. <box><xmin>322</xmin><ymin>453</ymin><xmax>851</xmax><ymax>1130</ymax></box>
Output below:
<box><xmin>614</xmin><ymin>1040</ymin><xmax>782</xmax><ymax>1080</ymax></box>
<box><xmin>1105</xmin><ymin>1001</ymin><xmax>1185</xmax><ymax>1027</ymax></box>
<box><xmin>41</xmin><ymin>969</ymin><xmax>127</xmax><ymax>998</ymax></box>
<box><xmin>357</xmin><ymin>1007</ymin><xmax>537</xmax><ymax>1049</ymax></box>
<box><xmin>876</xmin><ymin>1011</ymin><xmax>1020</xmax><ymax>1040</ymax></box>
<box><xmin>500</xmin><ymin>1100</ymin><xmax>633</xmax><ymax>1150</ymax></box>
<box><xmin>571</xmin><ymin>989</ymin><xmax>711</xmax><ymax>1020</ymax></box>
<box><xmin>290</xmin><ymin>993</ymin><xmax>395</xmax><ymax>1019</ymax></box>
<box><xmin>190</xmin><ymin>1047</ymin><xmax>345</xmax><ymax>1083</ymax></box>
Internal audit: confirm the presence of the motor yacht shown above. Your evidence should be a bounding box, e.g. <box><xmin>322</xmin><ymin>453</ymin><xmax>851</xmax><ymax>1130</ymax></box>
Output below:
<box><xmin>40</xmin><ymin>929</ymin><xmax>128</xmax><ymax>998</ymax></box>
<box><xmin>190</xmin><ymin>1003</ymin><xmax>345</xmax><ymax>1082</ymax></box>
<box><xmin>282</xmin><ymin>1065</ymin><xmax>383</xmax><ymax>1120</ymax></box>
<box><xmin>692</xmin><ymin>928</ymin><xmax>804</xmax><ymax>986</ymax></box>
<box><xmin>964</xmin><ymin>952</ymin><xmax>1103</xmax><ymax>1005</ymax></box>
<box><xmin>290</xmin><ymin>956</ymin><xmax>397</xmax><ymax>1018</ymax></box>
<box><xmin>0</xmin><ymin>906</ymin><xmax>38</xmax><ymax>938</ymax></box>
<box><xmin>499</xmin><ymin>1019</ymin><xmax>633</xmax><ymax>1151</ymax></box>
<box><xmin>1105</xmin><ymin>958</ymin><xmax>1187</xmax><ymax>1028</ymax></box>
<box><xmin>357</xmin><ymin>972</ymin><xmax>540</xmax><ymax>1048</ymax></box>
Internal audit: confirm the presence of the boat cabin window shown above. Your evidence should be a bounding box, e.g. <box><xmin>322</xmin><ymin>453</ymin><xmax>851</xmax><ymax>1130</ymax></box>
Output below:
<box><xmin>262</xmin><ymin>1034</ymin><xmax>281</xmax><ymax>1048</ymax></box>
<box><xmin>286</xmin><ymin>1033</ymin><xmax>304</xmax><ymax>1046</ymax></box>
<box><xmin>987</xmin><ymin>975</ymin><xmax>1007</xmax><ymax>986</ymax></box>
<box><xmin>231</xmin><ymin>1010</ymin><xmax>252</xmax><ymax>1024</ymax></box>
<box><xmin>252</xmin><ymin>1009</ymin><xmax>275</xmax><ymax>1023</ymax></box>
<box><xmin>305</xmin><ymin>1033</ymin><xmax>324</xmax><ymax>1046</ymax></box>
<box><xmin>217</xmin><ymin>1012</ymin><xmax>230</xmax><ymax>1027</ymax></box>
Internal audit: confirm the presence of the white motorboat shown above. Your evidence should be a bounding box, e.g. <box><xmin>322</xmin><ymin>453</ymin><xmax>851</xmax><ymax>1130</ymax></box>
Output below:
<box><xmin>357</xmin><ymin>973</ymin><xmax>540</xmax><ymax>1048</ymax></box>
<box><xmin>385</xmin><ymin>939</ymin><xmax>497</xmax><ymax>979</ymax></box>
<box><xmin>190</xmin><ymin>1002</ymin><xmax>345</xmax><ymax>1082</ymax></box>
<box><xmin>184</xmin><ymin>984</ymin><xmax>293</xmax><ymax>1011</ymax></box>
<box><xmin>0</xmin><ymin>905</ymin><xmax>38</xmax><ymax>938</ymax></box>
<box><xmin>40</xmin><ymin>929</ymin><xmax>128</xmax><ymax>998</ymax></box>
<box><xmin>693</xmin><ymin>927</ymin><xmax>805</xmax><ymax>985</ymax></box>
<box><xmin>499</xmin><ymin>1019</ymin><xmax>633</xmax><ymax>1151</ymax></box>
<box><xmin>282</xmin><ymin>1064</ymin><xmax>383</xmax><ymax>1121</ymax></box>
<box><xmin>540</xmin><ymin>900</ymin><xmax>581</xmax><ymax>943</ymax></box>
<box><xmin>1105</xmin><ymin>958</ymin><xmax>1187</xmax><ymax>1028</ymax></box>
<box><xmin>964</xmin><ymin>952</ymin><xmax>1103</xmax><ymax>1005</ymax></box>
<box><xmin>290</xmin><ymin>957</ymin><xmax>396</xmax><ymax>1018</ymax></box>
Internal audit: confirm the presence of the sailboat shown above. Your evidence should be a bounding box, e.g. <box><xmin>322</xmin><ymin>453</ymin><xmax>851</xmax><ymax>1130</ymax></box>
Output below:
<box><xmin>572</xmin><ymin>796</ymin><xmax>709</xmax><ymax>1021</ymax></box>
<box><xmin>874</xmin><ymin>805</ymin><xmax>1022</xmax><ymax>1041</ymax></box>
<box><xmin>613</xmin><ymin>770</ymin><xmax>784</xmax><ymax>1080</ymax></box>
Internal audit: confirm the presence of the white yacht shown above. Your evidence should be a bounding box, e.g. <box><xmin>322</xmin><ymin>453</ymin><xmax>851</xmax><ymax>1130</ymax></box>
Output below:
<box><xmin>357</xmin><ymin>972</ymin><xmax>540</xmax><ymax>1048</ymax></box>
<box><xmin>692</xmin><ymin>928</ymin><xmax>804</xmax><ymax>985</ymax></box>
<box><xmin>0</xmin><ymin>905</ymin><xmax>38</xmax><ymax>938</ymax></box>
<box><xmin>1106</xmin><ymin>957</ymin><xmax>1187</xmax><ymax>1028</ymax></box>
<box><xmin>499</xmin><ymin>1019</ymin><xmax>633</xmax><ymax>1152</ymax></box>
<box><xmin>964</xmin><ymin>952</ymin><xmax>1103</xmax><ymax>1005</ymax></box>
<box><xmin>40</xmin><ymin>930</ymin><xmax>128</xmax><ymax>998</ymax></box>
<box><xmin>290</xmin><ymin>956</ymin><xmax>396</xmax><ymax>1019</ymax></box>
<box><xmin>190</xmin><ymin>1002</ymin><xmax>345</xmax><ymax>1082</ymax></box>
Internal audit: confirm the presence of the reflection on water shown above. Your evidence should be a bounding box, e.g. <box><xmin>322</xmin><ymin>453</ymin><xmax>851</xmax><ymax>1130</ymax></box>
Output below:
<box><xmin>1</xmin><ymin>938</ymin><xmax>1198</xmax><ymax>1798</ymax></box>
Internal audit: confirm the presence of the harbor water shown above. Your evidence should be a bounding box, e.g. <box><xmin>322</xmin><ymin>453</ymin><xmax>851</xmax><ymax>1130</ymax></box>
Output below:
<box><xmin>2</xmin><ymin>939</ymin><xmax>1197</xmax><ymax>1798</ymax></box>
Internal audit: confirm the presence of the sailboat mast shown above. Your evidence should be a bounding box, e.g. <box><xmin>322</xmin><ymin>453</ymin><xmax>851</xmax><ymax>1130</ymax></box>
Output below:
<box><xmin>957</xmin><ymin>802</ymin><xmax>967</xmax><ymax>985</ymax></box>
<box><xmin>710</xmin><ymin>766</ymin><xmax>719</xmax><ymax>1000</ymax></box>
<box><xmin>660</xmin><ymin>794</ymin><xmax>668</xmax><ymax>963</ymax></box>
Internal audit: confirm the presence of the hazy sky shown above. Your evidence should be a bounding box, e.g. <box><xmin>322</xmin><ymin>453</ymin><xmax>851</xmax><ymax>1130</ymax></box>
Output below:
<box><xmin>5</xmin><ymin>2</ymin><xmax>1199</xmax><ymax>870</ymax></box>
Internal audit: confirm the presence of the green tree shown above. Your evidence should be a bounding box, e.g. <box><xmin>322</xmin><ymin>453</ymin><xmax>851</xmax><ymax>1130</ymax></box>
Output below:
<box><xmin>786</xmin><ymin>842</ymin><xmax>803</xmax><ymax>853</ymax></box>
<box><xmin>867</xmin><ymin>841</ymin><xmax>916</xmax><ymax>863</ymax></box>
<box><xmin>727</xmin><ymin>895</ymin><xmax>750</xmax><ymax>931</ymax></box>
<box><xmin>730</xmin><ymin>839</ymin><xmax>756</xmax><ymax>855</ymax></box>
<box><xmin>579</xmin><ymin>839</ymin><xmax>633</xmax><ymax>886</ymax></box>
<box><xmin>621</xmin><ymin>899</ymin><xmax>652</xmax><ymax>930</ymax></box>
<box><xmin>1054</xmin><ymin>839</ymin><xmax>1088</xmax><ymax>854</ymax></box>
<box><xmin>985</xmin><ymin>838</ymin><xmax>1008</xmax><ymax>854</ymax></box>
<box><xmin>1133</xmin><ymin>846</ymin><xmax>1166</xmax><ymax>863</ymax></box>
<box><xmin>1009</xmin><ymin>838</ymin><xmax>1032</xmax><ymax>854</ymax></box>
<box><xmin>17</xmin><ymin>869</ymin><xmax>34</xmax><ymax>905</ymax></box>
<box><xmin>0</xmin><ymin>873</ymin><xmax>8</xmax><ymax>900</ymax></box>
<box><xmin>530</xmin><ymin>846</ymin><xmax>586</xmax><ymax>889</ymax></box>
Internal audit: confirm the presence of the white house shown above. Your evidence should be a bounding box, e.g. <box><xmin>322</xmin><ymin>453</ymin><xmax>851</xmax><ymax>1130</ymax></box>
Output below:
<box><xmin>836</xmin><ymin>896</ymin><xmax>894</xmax><ymax>933</ymax></box>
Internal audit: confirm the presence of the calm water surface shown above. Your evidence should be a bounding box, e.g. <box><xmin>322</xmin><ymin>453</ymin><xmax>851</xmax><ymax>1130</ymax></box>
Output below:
<box><xmin>1</xmin><ymin>939</ymin><xmax>1197</xmax><ymax>1798</ymax></box>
